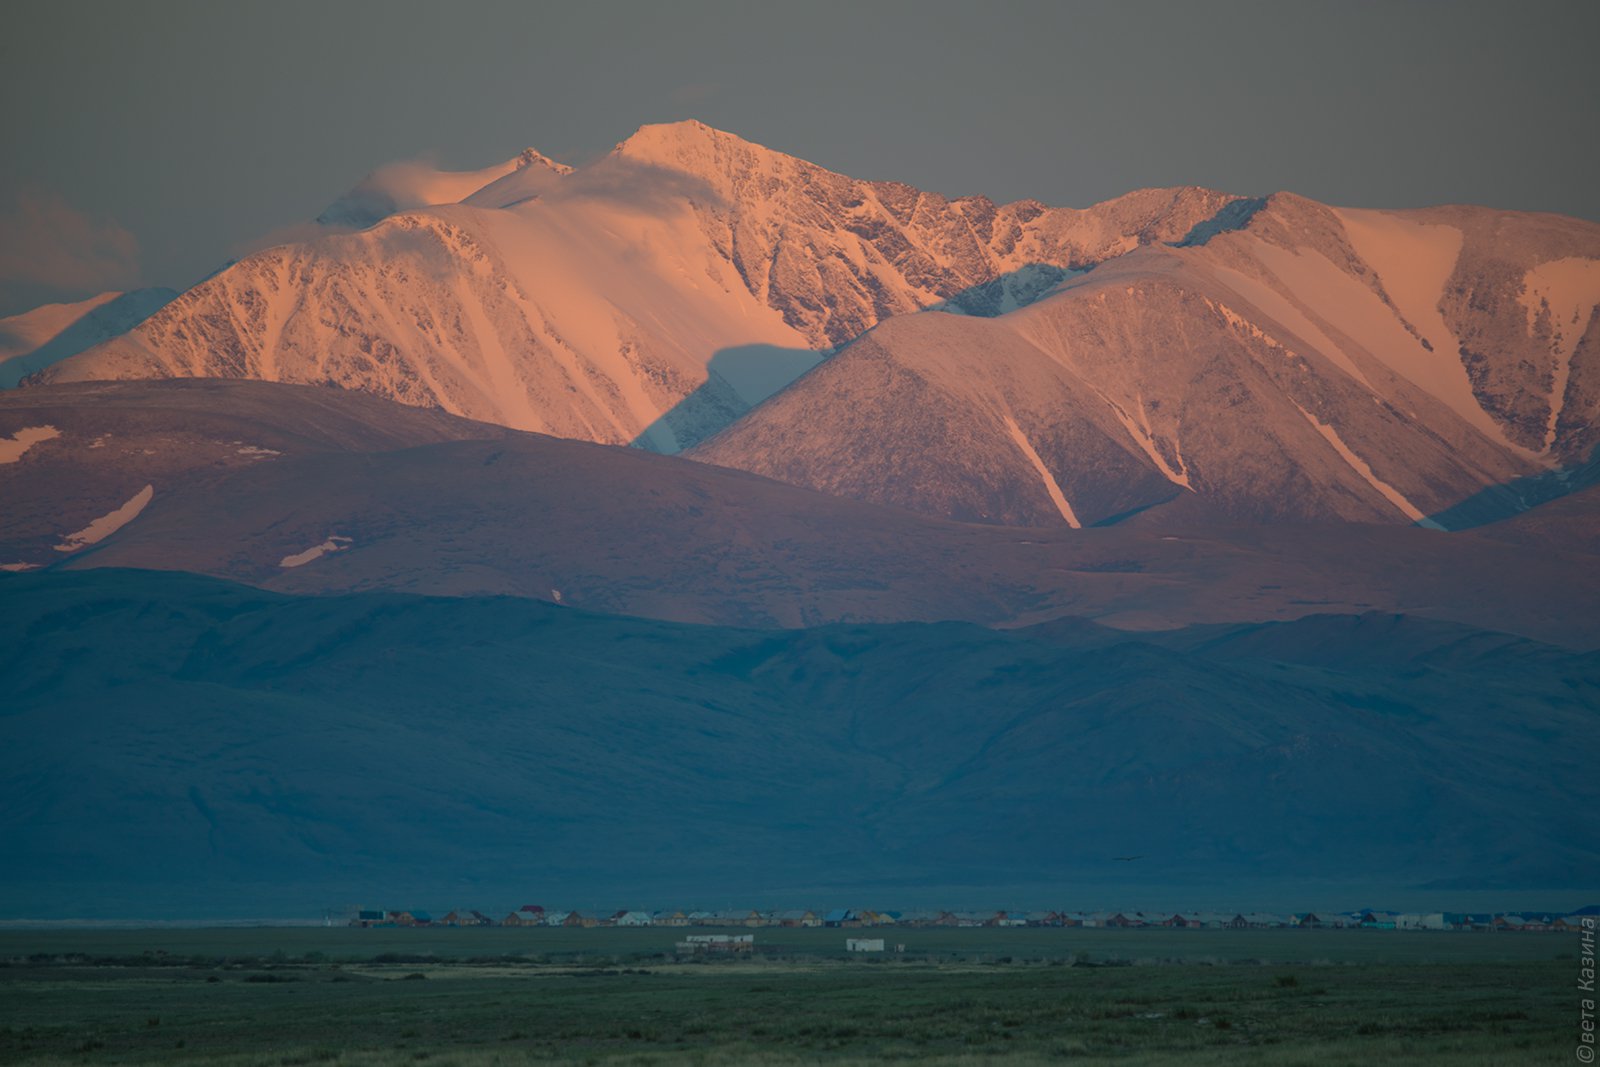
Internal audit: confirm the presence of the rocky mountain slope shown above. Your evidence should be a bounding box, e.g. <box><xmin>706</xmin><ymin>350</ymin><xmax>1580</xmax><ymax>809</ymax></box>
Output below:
<box><xmin>35</xmin><ymin>122</ymin><xmax>1237</xmax><ymax>452</ymax></box>
<box><xmin>694</xmin><ymin>194</ymin><xmax>1600</xmax><ymax>527</ymax></box>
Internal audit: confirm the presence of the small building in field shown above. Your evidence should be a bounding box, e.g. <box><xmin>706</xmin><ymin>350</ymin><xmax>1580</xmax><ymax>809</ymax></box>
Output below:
<box><xmin>616</xmin><ymin>911</ymin><xmax>653</xmax><ymax>926</ymax></box>
<box><xmin>351</xmin><ymin>909</ymin><xmax>390</xmax><ymax>927</ymax></box>
<box><xmin>441</xmin><ymin>910</ymin><xmax>494</xmax><ymax>927</ymax></box>
<box><xmin>714</xmin><ymin>909</ymin><xmax>764</xmax><ymax>927</ymax></box>
<box><xmin>563</xmin><ymin>911</ymin><xmax>597</xmax><ymax>928</ymax></box>
<box><xmin>676</xmin><ymin>934</ymin><xmax>754</xmax><ymax>954</ymax></box>
<box><xmin>390</xmin><ymin>910</ymin><xmax>432</xmax><ymax>927</ymax></box>
<box><xmin>774</xmin><ymin>910</ymin><xmax>821</xmax><ymax>927</ymax></box>
<box><xmin>847</xmin><ymin>938</ymin><xmax>885</xmax><ymax>952</ymax></box>
<box><xmin>503</xmin><ymin>908</ymin><xmax>546</xmax><ymax>927</ymax></box>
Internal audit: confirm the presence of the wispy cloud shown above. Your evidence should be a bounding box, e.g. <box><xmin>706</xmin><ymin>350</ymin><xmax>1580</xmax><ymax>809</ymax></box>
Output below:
<box><xmin>0</xmin><ymin>191</ymin><xmax>141</xmax><ymax>295</ymax></box>
<box><xmin>229</xmin><ymin>220</ymin><xmax>353</xmax><ymax>261</ymax></box>
<box><xmin>553</xmin><ymin>157</ymin><xmax>725</xmax><ymax>215</ymax></box>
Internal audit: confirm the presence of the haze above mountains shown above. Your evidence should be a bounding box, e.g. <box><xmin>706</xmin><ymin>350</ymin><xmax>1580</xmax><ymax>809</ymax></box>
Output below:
<box><xmin>2</xmin><ymin>122</ymin><xmax>1597</xmax><ymax>916</ymax></box>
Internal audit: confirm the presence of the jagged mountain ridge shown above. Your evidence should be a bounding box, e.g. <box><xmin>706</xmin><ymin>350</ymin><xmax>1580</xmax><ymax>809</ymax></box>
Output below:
<box><xmin>35</xmin><ymin>121</ymin><xmax>1240</xmax><ymax>452</ymax></box>
<box><xmin>693</xmin><ymin>193</ymin><xmax>1600</xmax><ymax>527</ymax></box>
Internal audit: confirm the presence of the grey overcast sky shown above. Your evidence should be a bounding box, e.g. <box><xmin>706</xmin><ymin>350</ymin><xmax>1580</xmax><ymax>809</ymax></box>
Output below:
<box><xmin>1</xmin><ymin>0</ymin><xmax>1595</xmax><ymax>315</ymax></box>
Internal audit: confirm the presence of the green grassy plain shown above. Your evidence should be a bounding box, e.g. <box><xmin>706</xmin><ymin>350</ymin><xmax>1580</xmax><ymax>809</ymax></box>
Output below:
<box><xmin>0</xmin><ymin>927</ymin><xmax>1576</xmax><ymax>1065</ymax></box>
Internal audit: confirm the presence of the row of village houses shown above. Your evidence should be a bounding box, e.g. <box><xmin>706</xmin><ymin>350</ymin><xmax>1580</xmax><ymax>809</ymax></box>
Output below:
<box><xmin>351</xmin><ymin>905</ymin><xmax>1594</xmax><ymax>932</ymax></box>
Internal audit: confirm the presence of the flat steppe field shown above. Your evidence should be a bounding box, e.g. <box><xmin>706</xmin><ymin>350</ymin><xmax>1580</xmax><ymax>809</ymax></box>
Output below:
<box><xmin>0</xmin><ymin>926</ymin><xmax>1576</xmax><ymax>1065</ymax></box>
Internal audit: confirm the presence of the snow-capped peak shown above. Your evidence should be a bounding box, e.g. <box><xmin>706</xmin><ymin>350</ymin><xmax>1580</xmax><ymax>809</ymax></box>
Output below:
<box><xmin>609</xmin><ymin>120</ymin><xmax>798</xmax><ymax>179</ymax></box>
<box><xmin>612</xmin><ymin>119</ymin><xmax>726</xmax><ymax>154</ymax></box>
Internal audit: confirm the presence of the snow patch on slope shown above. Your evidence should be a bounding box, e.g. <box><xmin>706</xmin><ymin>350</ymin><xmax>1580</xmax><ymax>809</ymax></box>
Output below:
<box><xmin>1001</xmin><ymin>414</ymin><xmax>1080</xmax><ymax>527</ymax></box>
<box><xmin>1105</xmin><ymin>395</ymin><xmax>1192</xmax><ymax>490</ymax></box>
<box><xmin>1204</xmin><ymin>261</ymin><xmax>1376</xmax><ymax>389</ymax></box>
<box><xmin>1336</xmin><ymin>209</ymin><xmax>1463</xmax><ymax>354</ymax></box>
<box><xmin>54</xmin><ymin>484</ymin><xmax>154</xmax><ymax>551</ymax></box>
<box><xmin>0</xmin><ymin>425</ymin><xmax>60</xmax><ymax>463</ymax></box>
<box><xmin>279</xmin><ymin>536</ymin><xmax>353</xmax><ymax>569</ymax></box>
<box><xmin>1281</xmin><ymin>212</ymin><xmax>1532</xmax><ymax>458</ymax></box>
<box><xmin>1517</xmin><ymin>257</ymin><xmax>1600</xmax><ymax>451</ymax></box>
<box><xmin>1208</xmin><ymin>298</ymin><xmax>1286</xmax><ymax>351</ymax></box>
<box><xmin>1292</xmin><ymin>403</ymin><xmax>1443</xmax><ymax>529</ymax></box>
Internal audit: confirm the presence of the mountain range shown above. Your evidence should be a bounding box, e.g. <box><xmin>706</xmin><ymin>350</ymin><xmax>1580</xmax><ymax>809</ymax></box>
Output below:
<box><xmin>3</xmin><ymin>567</ymin><xmax>1593</xmax><ymax>918</ymax></box>
<box><xmin>28</xmin><ymin>121</ymin><xmax>1600</xmax><ymax>529</ymax></box>
<box><xmin>3</xmin><ymin>122</ymin><xmax>1597</xmax><ymax>916</ymax></box>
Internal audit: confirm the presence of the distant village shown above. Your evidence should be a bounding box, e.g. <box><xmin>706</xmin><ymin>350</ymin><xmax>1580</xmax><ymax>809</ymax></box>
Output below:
<box><xmin>349</xmin><ymin>905</ymin><xmax>1594</xmax><ymax>935</ymax></box>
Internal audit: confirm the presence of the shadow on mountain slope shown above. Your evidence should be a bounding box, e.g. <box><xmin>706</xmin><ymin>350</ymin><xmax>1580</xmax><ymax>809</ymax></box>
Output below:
<box><xmin>631</xmin><ymin>343</ymin><xmax>825</xmax><ymax>453</ymax></box>
<box><xmin>1426</xmin><ymin>445</ymin><xmax>1600</xmax><ymax>531</ymax></box>
<box><xmin>631</xmin><ymin>261</ymin><xmax>1107</xmax><ymax>453</ymax></box>
<box><xmin>924</xmin><ymin>262</ymin><xmax>1083</xmax><ymax>317</ymax></box>
<box><xmin>1171</xmin><ymin>196</ymin><xmax>1269</xmax><ymax>247</ymax></box>
<box><xmin>1</xmin><ymin>289</ymin><xmax>177</xmax><ymax>388</ymax></box>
